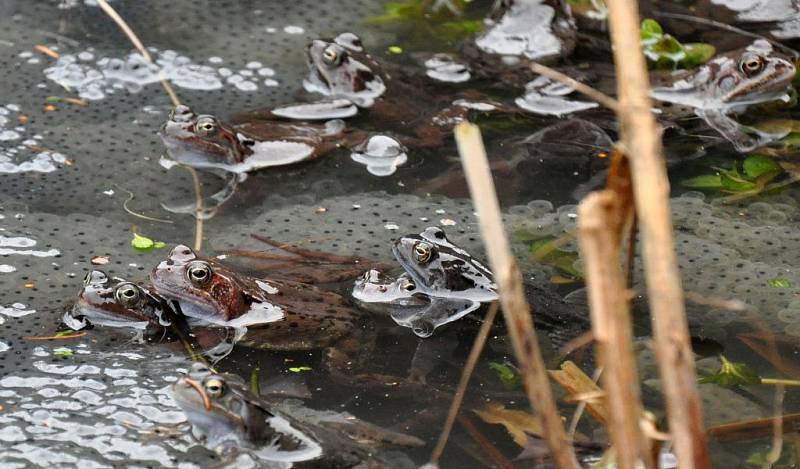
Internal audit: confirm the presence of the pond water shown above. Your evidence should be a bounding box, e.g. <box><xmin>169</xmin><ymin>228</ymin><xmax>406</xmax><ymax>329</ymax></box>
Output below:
<box><xmin>2</xmin><ymin>0</ymin><xmax>800</xmax><ymax>467</ymax></box>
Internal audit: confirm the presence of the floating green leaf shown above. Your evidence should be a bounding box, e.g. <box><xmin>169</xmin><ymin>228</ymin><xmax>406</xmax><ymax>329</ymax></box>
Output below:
<box><xmin>719</xmin><ymin>168</ymin><xmax>758</xmax><ymax>192</ymax></box>
<box><xmin>640</xmin><ymin>19</ymin><xmax>714</xmax><ymax>69</ymax></box>
<box><xmin>682</xmin><ymin>174</ymin><xmax>723</xmax><ymax>189</ymax></box>
<box><xmin>682</xmin><ymin>43</ymin><xmax>716</xmax><ymax>68</ymax></box>
<box><xmin>530</xmin><ymin>236</ymin><xmax>582</xmax><ymax>279</ymax></box>
<box><xmin>131</xmin><ymin>232</ymin><xmax>167</xmax><ymax>252</ymax></box>
<box><xmin>53</xmin><ymin>347</ymin><xmax>74</xmax><ymax>358</ymax></box>
<box><xmin>288</xmin><ymin>366</ymin><xmax>312</xmax><ymax>373</ymax></box>
<box><xmin>387</xmin><ymin>45</ymin><xmax>403</xmax><ymax>54</ymax></box>
<box><xmin>699</xmin><ymin>355</ymin><xmax>760</xmax><ymax>387</ymax></box>
<box><xmin>768</xmin><ymin>278</ymin><xmax>791</xmax><ymax>288</ymax></box>
<box><xmin>640</xmin><ymin>18</ymin><xmax>663</xmax><ymax>39</ymax></box>
<box><xmin>489</xmin><ymin>362</ymin><xmax>520</xmax><ymax>389</ymax></box>
<box><xmin>742</xmin><ymin>154</ymin><xmax>781</xmax><ymax>179</ymax></box>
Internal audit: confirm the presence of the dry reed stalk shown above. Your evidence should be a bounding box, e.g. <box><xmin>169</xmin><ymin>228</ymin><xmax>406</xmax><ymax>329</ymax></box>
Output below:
<box><xmin>529</xmin><ymin>62</ymin><xmax>620</xmax><ymax>112</ymax></box>
<box><xmin>577</xmin><ymin>155</ymin><xmax>654</xmax><ymax>469</ymax></box>
<box><xmin>605</xmin><ymin>0</ymin><xmax>710</xmax><ymax>466</ymax></box>
<box><xmin>428</xmin><ymin>302</ymin><xmax>499</xmax><ymax>465</ymax></box>
<box><xmin>454</xmin><ymin>123</ymin><xmax>579</xmax><ymax>469</ymax></box>
<box><xmin>95</xmin><ymin>0</ymin><xmax>204</xmax><ymax>251</ymax></box>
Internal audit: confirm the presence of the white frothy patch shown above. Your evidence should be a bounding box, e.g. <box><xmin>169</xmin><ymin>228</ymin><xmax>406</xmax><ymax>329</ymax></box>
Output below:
<box><xmin>0</xmin><ymin>342</ymin><xmax>8</xmax><ymax>353</ymax></box>
<box><xmin>0</xmin><ymin>303</ymin><xmax>36</xmax><ymax>318</ymax></box>
<box><xmin>0</xmin><ymin>264</ymin><xmax>17</xmax><ymax>273</ymax></box>
<box><xmin>43</xmin><ymin>47</ymin><xmax>276</xmax><ymax>101</ymax></box>
<box><xmin>256</xmin><ymin>280</ymin><xmax>279</xmax><ymax>295</ymax></box>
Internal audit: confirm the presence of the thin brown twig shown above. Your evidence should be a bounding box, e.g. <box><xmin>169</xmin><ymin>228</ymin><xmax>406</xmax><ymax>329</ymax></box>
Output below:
<box><xmin>455</xmin><ymin>122</ymin><xmax>579</xmax><ymax>468</ymax></box>
<box><xmin>456</xmin><ymin>413</ymin><xmax>515</xmax><ymax>469</ymax></box>
<box><xmin>186</xmin><ymin>166</ymin><xmax>204</xmax><ymax>251</ymax></box>
<box><xmin>605</xmin><ymin>1</ymin><xmax>710</xmax><ymax>467</ymax></box>
<box><xmin>529</xmin><ymin>62</ymin><xmax>620</xmax><ymax>112</ymax></box>
<box><xmin>429</xmin><ymin>302</ymin><xmax>499</xmax><ymax>465</ymax></box>
<box><xmin>94</xmin><ymin>0</ymin><xmax>180</xmax><ymax>107</ymax></box>
<box><xmin>24</xmin><ymin>332</ymin><xmax>87</xmax><ymax>340</ymax></box>
<box><xmin>764</xmin><ymin>385</ymin><xmax>786</xmax><ymax>469</ymax></box>
<box><xmin>94</xmin><ymin>0</ymin><xmax>205</xmax><ymax>250</ymax></box>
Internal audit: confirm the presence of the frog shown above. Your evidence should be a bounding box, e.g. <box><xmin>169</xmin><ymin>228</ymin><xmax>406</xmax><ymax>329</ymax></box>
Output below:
<box><xmin>64</xmin><ymin>269</ymin><xmax>186</xmax><ymax>340</ymax></box>
<box><xmin>158</xmin><ymin>104</ymin><xmax>360</xmax><ymax>173</ymax></box>
<box><xmin>355</xmin><ymin>227</ymin><xmax>591</xmax><ymax>342</ymax></box>
<box><xmin>352</xmin><ymin>227</ymin><xmax>498</xmax><ymax>337</ymax></box>
<box><xmin>150</xmin><ymin>244</ymin><xmax>377</xmax><ymax>376</ymax></box>
<box><xmin>64</xmin><ymin>270</ymin><xmax>239</xmax><ymax>360</ymax></box>
<box><xmin>650</xmin><ymin>39</ymin><xmax>797</xmax><ymax>152</ymax></box>
<box><xmin>247</xmin><ymin>32</ymin><xmax>515</xmax><ymax>149</ymax></box>
<box><xmin>172</xmin><ymin>362</ymin><xmax>421</xmax><ymax>467</ymax></box>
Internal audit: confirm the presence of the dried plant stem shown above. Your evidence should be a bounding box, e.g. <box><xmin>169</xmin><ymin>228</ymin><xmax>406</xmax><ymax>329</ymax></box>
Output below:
<box><xmin>764</xmin><ymin>385</ymin><xmax>786</xmax><ymax>469</ymax></box>
<box><xmin>429</xmin><ymin>302</ymin><xmax>499</xmax><ymax>466</ymax></box>
<box><xmin>186</xmin><ymin>167</ymin><xmax>204</xmax><ymax>251</ymax></box>
<box><xmin>578</xmin><ymin>189</ymin><xmax>653</xmax><ymax>469</ymax></box>
<box><xmin>605</xmin><ymin>0</ymin><xmax>710</xmax><ymax>467</ymax></box>
<box><xmin>455</xmin><ymin>123</ymin><xmax>579</xmax><ymax>469</ymax></box>
<box><xmin>95</xmin><ymin>0</ymin><xmax>180</xmax><ymax>107</ymax></box>
<box><xmin>94</xmin><ymin>0</ymin><xmax>205</xmax><ymax>251</ymax></box>
<box><xmin>456</xmin><ymin>414</ymin><xmax>515</xmax><ymax>469</ymax></box>
<box><xmin>529</xmin><ymin>62</ymin><xmax>620</xmax><ymax>112</ymax></box>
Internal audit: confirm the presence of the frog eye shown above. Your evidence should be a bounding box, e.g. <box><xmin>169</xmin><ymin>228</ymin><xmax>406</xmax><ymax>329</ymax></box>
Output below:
<box><xmin>740</xmin><ymin>55</ymin><xmax>765</xmax><ymax>77</ymax></box>
<box><xmin>194</xmin><ymin>116</ymin><xmax>218</xmax><ymax>137</ymax></box>
<box><xmin>401</xmin><ymin>278</ymin><xmax>416</xmax><ymax>292</ymax></box>
<box><xmin>413</xmin><ymin>242</ymin><xmax>434</xmax><ymax>264</ymax></box>
<box><xmin>322</xmin><ymin>45</ymin><xmax>344</xmax><ymax>66</ymax></box>
<box><xmin>203</xmin><ymin>377</ymin><xmax>225</xmax><ymax>397</ymax></box>
<box><xmin>114</xmin><ymin>283</ymin><xmax>141</xmax><ymax>307</ymax></box>
<box><xmin>186</xmin><ymin>261</ymin><xmax>212</xmax><ymax>286</ymax></box>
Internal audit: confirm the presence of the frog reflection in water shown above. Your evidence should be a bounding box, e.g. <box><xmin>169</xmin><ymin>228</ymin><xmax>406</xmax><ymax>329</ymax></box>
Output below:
<box><xmin>354</xmin><ymin>227</ymin><xmax>498</xmax><ymax>337</ymax></box>
<box><xmin>172</xmin><ymin>363</ymin><xmax>421</xmax><ymax>467</ymax></box>
<box><xmin>651</xmin><ymin>39</ymin><xmax>796</xmax><ymax>152</ymax></box>
<box><xmin>150</xmin><ymin>245</ymin><xmax>377</xmax><ymax>376</ymax></box>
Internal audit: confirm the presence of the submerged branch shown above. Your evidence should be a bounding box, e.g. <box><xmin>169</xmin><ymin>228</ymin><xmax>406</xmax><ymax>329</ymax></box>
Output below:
<box><xmin>606</xmin><ymin>0</ymin><xmax>710</xmax><ymax>466</ymax></box>
<box><xmin>455</xmin><ymin>122</ymin><xmax>579</xmax><ymax>469</ymax></box>
<box><xmin>428</xmin><ymin>302</ymin><xmax>499</xmax><ymax>465</ymax></box>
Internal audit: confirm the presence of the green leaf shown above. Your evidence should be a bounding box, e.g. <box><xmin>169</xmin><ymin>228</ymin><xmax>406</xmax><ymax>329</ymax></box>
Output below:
<box><xmin>288</xmin><ymin>366</ymin><xmax>312</xmax><ymax>373</ymax></box>
<box><xmin>682</xmin><ymin>174</ymin><xmax>723</xmax><ymax>189</ymax></box>
<box><xmin>387</xmin><ymin>45</ymin><xmax>403</xmax><ymax>54</ymax></box>
<box><xmin>53</xmin><ymin>347</ymin><xmax>74</xmax><ymax>358</ymax></box>
<box><xmin>489</xmin><ymin>362</ymin><xmax>520</xmax><ymax>389</ymax></box>
<box><xmin>55</xmin><ymin>329</ymin><xmax>76</xmax><ymax>337</ymax></box>
<box><xmin>131</xmin><ymin>232</ymin><xmax>167</xmax><ymax>252</ymax></box>
<box><xmin>640</xmin><ymin>19</ymin><xmax>663</xmax><ymax>40</ymax></box>
<box><xmin>720</xmin><ymin>168</ymin><xmax>758</xmax><ymax>192</ymax></box>
<box><xmin>768</xmin><ymin>278</ymin><xmax>791</xmax><ymax>288</ymax></box>
<box><xmin>743</xmin><ymin>154</ymin><xmax>781</xmax><ymax>179</ymax></box>
<box><xmin>682</xmin><ymin>43</ymin><xmax>716</xmax><ymax>67</ymax></box>
<box><xmin>699</xmin><ymin>355</ymin><xmax>761</xmax><ymax>387</ymax></box>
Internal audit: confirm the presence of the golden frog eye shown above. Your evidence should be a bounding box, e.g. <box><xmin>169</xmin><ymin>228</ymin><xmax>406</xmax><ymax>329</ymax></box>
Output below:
<box><xmin>204</xmin><ymin>377</ymin><xmax>225</xmax><ymax>397</ymax></box>
<box><xmin>401</xmin><ymin>278</ymin><xmax>416</xmax><ymax>292</ymax></box>
<box><xmin>413</xmin><ymin>242</ymin><xmax>433</xmax><ymax>264</ymax></box>
<box><xmin>186</xmin><ymin>261</ymin><xmax>212</xmax><ymax>286</ymax></box>
<box><xmin>740</xmin><ymin>55</ymin><xmax>765</xmax><ymax>77</ymax></box>
<box><xmin>114</xmin><ymin>283</ymin><xmax>141</xmax><ymax>307</ymax></box>
<box><xmin>322</xmin><ymin>45</ymin><xmax>343</xmax><ymax>66</ymax></box>
<box><xmin>194</xmin><ymin>116</ymin><xmax>218</xmax><ymax>137</ymax></box>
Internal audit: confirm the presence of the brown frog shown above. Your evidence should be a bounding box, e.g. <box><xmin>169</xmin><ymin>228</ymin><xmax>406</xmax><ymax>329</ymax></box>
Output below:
<box><xmin>159</xmin><ymin>105</ymin><xmax>361</xmax><ymax>173</ymax></box>
<box><xmin>149</xmin><ymin>245</ymin><xmax>369</xmax><ymax>370</ymax></box>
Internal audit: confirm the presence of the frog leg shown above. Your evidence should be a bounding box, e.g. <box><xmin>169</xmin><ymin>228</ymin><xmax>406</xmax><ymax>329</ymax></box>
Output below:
<box><xmin>160</xmin><ymin>170</ymin><xmax>241</xmax><ymax>219</ymax></box>
<box><xmin>696</xmin><ymin>108</ymin><xmax>787</xmax><ymax>153</ymax></box>
<box><xmin>224</xmin><ymin>234</ymin><xmax>388</xmax><ymax>283</ymax></box>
